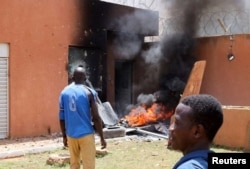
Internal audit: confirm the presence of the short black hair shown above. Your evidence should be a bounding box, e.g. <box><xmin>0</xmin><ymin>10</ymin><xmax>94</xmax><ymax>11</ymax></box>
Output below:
<box><xmin>180</xmin><ymin>94</ymin><xmax>223</xmax><ymax>142</ymax></box>
<box><xmin>73</xmin><ymin>66</ymin><xmax>86</xmax><ymax>83</ymax></box>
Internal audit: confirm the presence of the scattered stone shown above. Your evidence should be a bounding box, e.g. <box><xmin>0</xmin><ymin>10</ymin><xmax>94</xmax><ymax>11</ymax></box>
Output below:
<box><xmin>46</xmin><ymin>153</ymin><xmax>70</xmax><ymax>166</ymax></box>
<box><xmin>96</xmin><ymin>148</ymin><xmax>108</xmax><ymax>156</ymax></box>
<box><xmin>46</xmin><ymin>148</ymin><xmax>108</xmax><ymax>166</ymax></box>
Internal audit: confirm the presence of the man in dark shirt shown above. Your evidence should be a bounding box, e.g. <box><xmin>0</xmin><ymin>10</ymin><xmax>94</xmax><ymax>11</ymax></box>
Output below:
<box><xmin>169</xmin><ymin>94</ymin><xmax>223</xmax><ymax>169</ymax></box>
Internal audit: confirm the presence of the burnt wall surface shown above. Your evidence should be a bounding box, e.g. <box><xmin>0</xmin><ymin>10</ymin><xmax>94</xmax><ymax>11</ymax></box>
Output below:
<box><xmin>0</xmin><ymin>0</ymin><xmax>159</xmax><ymax>138</ymax></box>
<box><xmin>81</xmin><ymin>0</ymin><xmax>159</xmax><ymax>36</ymax></box>
<box><xmin>78</xmin><ymin>0</ymin><xmax>159</xmax><ymax>105</ymax></box>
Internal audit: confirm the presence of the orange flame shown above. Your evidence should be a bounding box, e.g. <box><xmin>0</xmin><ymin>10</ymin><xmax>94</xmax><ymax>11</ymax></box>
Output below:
<box><xmin>124</xmin><ymin>103</ymin><xmax>173</xmax><ymax>127</ymax></box>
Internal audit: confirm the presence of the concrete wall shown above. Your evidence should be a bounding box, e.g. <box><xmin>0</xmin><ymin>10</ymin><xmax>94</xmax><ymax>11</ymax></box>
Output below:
<box><xmin>196</xmin><ymin>35</ymin><xmax>250</xmax><ymax>148</ymax></box>
<box><xmin>214</xmin><ymin>107</ymin><xmax>250</xmax><ymax>149</ymax></box>
<box><xmin>196</xmin><ymin>35</ymin><xmax>250</xmax><ymax>106</ymax></box>
<box><xmin>0</xmin><ymin>0</ymin><xmax>158</xmax><ymax>138</ymax></box>
<box><xmin>0</xmin><ymin>0</ymin><xmax>86</xmax><ymax>138</ymax></box>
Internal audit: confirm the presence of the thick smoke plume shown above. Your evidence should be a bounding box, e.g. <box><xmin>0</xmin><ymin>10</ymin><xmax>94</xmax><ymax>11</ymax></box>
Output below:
<box><xmin>113</xmin><ymin>10</ymin><xmax>158</xmax><ymax>59</ymax></box>
<box><xmin>114</xmin><ymin>0</ymin><xmax>245</xmax><ymax>114</ymax></box>
<box><xmin>137</xmin><ymin>0</ymin><xmax>245</xmax><ymax>109</ymax></box>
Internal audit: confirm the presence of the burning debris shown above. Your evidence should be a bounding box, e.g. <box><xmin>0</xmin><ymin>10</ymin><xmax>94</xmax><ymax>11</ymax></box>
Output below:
<box><xmin>119</xmin><ymin>93</ymin><xmax>174</xmax><ymax>128</ymax></box>
<box><xmin>121</xmin><ymin>103</ymin><xmax>173</xmax><ymax>127</ymax></box>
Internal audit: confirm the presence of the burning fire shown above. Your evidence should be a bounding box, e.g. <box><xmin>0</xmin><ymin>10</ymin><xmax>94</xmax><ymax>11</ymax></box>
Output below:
<box><xmin>123</xmin><ymin>103</ymin><xmax>173</xmax><ymax>127</ymax></box>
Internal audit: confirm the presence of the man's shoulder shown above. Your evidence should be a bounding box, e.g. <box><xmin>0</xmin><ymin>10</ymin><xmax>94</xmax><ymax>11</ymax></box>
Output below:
<box><xmin>62</xmin><ymin>83</ymin><xmax>74</xmax><ymax>90</ymax></box>
<box><xmin>60</xmin><ymin>83</ymin><xmax>78</xmax><ymax>94</ymax></box>
<box><xmin>174</xmin><ymin>150</ymin><xmax>213</xmax><ymax>169</ymax></box>
<box><xmin>177</xmin><ymin>158</ymin><xmax>207</xmax><ymax>169</ymax></box>
<box><xmin>83</xmin><ymin>85</ymin><xmax>97</xmax><ymax>95</ymax></box>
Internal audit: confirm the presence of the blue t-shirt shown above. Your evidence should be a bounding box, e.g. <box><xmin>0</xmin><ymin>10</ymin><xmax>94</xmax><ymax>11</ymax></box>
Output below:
<box><xmin>173</xmin><ymin>150</ymin><xmax>214</xmax><ymax>169</ymax></box>
<box><xmin>59</xmin><ymin>83</ymin><xmax>97</xmax><ymax>138</ymax></box>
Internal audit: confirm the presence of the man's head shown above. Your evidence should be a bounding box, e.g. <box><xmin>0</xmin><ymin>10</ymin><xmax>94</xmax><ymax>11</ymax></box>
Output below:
<box><xmin>169</xmin><ymin>94</ymin><xmax>223</xmax><ymax>154</ymax></box>
<box><xmin>72</xmin><ymin>66</ymin><xmax>86</xmax><ymax>84</ymax></box>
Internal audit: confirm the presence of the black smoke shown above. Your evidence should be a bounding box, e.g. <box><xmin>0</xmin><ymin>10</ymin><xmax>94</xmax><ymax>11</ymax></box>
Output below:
<box><xmin>113</xmin><ymin>0</ymin><xmax>245</xmax><ymax>114</ymax></box>
<box><xmin>138</xmin><ymin>0</ymin><xmax>245</xmax><ymax>110</ymax></box>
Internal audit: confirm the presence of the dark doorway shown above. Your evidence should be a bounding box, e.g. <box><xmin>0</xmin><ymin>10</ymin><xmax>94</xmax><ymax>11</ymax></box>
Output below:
<box><xmin>115</xmin><ymin>61</ymin><xmax>133</xmax><ymax>118</ymax></box>
<box><xmin>68</xmin><ymin>46</ymin><xmax>104</xmax><ymax>100</ymax></box>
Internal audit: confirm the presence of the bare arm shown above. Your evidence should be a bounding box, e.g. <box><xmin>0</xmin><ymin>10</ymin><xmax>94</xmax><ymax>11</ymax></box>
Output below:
<box><xmin>89</xmin><ymin>93</ymin><xmax>107</xmax><ymax>149</ymax></box>
<box><xmin>59</xmin><ymin>120</ymin><xmax>68</xmax><ymax>147</ymax></box>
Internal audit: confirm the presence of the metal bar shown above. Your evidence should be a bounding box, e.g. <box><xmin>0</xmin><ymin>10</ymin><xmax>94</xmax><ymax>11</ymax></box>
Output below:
<box><xmin>135</xmin><ymin>128</ymin><xmax>168</xmax><ymax>139</ymax></box>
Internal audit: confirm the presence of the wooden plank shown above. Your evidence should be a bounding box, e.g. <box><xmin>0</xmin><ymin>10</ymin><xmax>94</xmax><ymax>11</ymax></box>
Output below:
<box><xmin>168</xmin><ymin>60</ymin><xmax>207</xmax><ymax>148</ymax></box>
<box><xmin>181</xmin><ymin>60</ymin><xmax>206</xmax><ymax>98</ymax></box>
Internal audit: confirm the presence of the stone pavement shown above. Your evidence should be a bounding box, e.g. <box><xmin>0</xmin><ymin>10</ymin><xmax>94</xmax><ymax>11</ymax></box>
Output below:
<box><xmin>0</xmin><ymin>127</ymin><xmax>125</xmax><ymax>160</ymax></box>
<box><xmin>0</xmin><ymin>132</ymin><xmax>138</xmax><ymax>160</ymax></box>
<box><xmin>0</xmin><ymin>127</ymin><xmax>164</xmax><ymax>160</ymax></box>
<box><xmin>0</xmin><ymin>134</ymin><xmax>63</xmax><ymax>160</ymax></box>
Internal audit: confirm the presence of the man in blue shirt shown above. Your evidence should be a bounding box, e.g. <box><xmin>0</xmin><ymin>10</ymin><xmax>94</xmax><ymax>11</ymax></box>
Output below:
<box><xmin>59</xmin><ymin>66</ymin><xmax>106</xmax><ymax>169</ymax></box>
<box><xmin>169</xmin><ymin>94</ymin><xmax>223</xmax><ymax>169</ymax></box>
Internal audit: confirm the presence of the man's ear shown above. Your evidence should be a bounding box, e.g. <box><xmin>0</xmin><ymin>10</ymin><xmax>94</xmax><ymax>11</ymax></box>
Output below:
<box><xmin>193</xmin><ymin>124</ymin><xmax>205</xmax><ymax>139</ymax></box>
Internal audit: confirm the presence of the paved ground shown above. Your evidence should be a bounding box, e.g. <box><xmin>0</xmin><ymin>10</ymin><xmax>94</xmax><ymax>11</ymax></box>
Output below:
<box><xmin>0</xmin><ymin>134</ymin><xmax>135</xmax><ymax>160</ymax></box>
<box><xmin>0</xmin><ymin>134</ymin><xmax>63</xmax><ymax>159</ymax></box>
<box><xmin>0</xmin><ymin>128</ymin><xmax>166</xmax><ymax>160</ymax></box>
